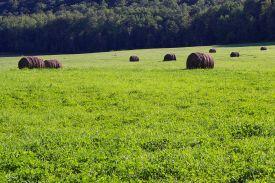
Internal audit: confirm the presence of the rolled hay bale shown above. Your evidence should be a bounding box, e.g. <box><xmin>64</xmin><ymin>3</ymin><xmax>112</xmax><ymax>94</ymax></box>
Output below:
<box><xmin>44</xmin><ymin>59</ymin><xmax>62</xmax><ymax>69</ymax></box>
<box><xmin>209</xmin><ymin>48</ymin><xmax>217</xmax><ymax>53</ymax></box>
<box><xmin>129</xmin><ymin>56</ymin><xmax>139</xmax><ymax>62</ymax></box>
<box><xmin>260</xmin><ymin>47</ymin><xmax>267</xmax><ymax>51</ymax></box>
<box><xmin>18</xmin><ymin>56</ymin><xmax>45</xmax><ymax>69</ymax></box>
<box><xmin>164</xmin><ymin>54</ymin><xmax>176</xmax><ymax>61</ymax></box>
<box><xmin>186</xmin><ymin>52</ymin><xmax>214</xmax><ymax>69</ymax></box>
<box><xmin>230</xmin><ymin>52</ymin><xmax>240</xmax><ymax>57</ymax></box>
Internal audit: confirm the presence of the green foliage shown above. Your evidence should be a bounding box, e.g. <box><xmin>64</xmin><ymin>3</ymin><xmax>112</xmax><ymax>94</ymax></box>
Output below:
<box><xmin>0</xmin><ymin>43</ymin><xmax>274</xmax><ymax>182</ymax></box>
<box><xmin>0</xmin><ymin>0</ymin><xmax>274</xmax><ymax>53</ymax></box>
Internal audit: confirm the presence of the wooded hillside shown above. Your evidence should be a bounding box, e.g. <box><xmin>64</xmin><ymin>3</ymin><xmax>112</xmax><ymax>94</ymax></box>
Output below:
<box><xmin>0</xmin><ymin>0</ymin><xmax>274</xmax><ymax>53</ymax></box>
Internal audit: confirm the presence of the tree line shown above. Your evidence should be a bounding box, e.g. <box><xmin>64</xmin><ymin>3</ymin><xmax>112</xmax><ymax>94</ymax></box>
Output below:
<box><xmin>0</xmin><ymin>0</ymin><xmax>274</xmax><ymax>54</ymax></box>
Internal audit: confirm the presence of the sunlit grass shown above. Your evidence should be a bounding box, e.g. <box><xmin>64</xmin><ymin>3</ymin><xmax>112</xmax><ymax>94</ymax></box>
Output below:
<box><xmin>0</xmin><ymin>44</ymin><xmax>274</xmax><ymax>182</ymax></box>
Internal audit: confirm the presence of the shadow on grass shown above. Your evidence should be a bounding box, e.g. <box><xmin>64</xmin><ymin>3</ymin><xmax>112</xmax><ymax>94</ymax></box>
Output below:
<box><xmin>0</xmin><ymin>53</ymin><xmax>23</xmax><ymax>57</ymax></box>
<box><xmin>1</xmin><ymin>42</ymin><xmax>274</xmax><ymax>58</ymax></box>
<box><xmin>0</xmin><ymin>53</ymin><xmax>51</xmax><ymax>58</ymax></box>
<box><xmin>216</xmin><ymin>42</ymin><xmax>275</xmax><ymax>48</ymax></box>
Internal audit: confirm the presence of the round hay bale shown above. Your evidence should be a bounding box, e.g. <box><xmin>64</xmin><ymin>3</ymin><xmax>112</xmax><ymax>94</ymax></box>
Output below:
<box><xmin>186</xmin><ymin>52</ymin><xmax>214</xmax><ymax>69</ymax></box>
<box><xmin>129</xmin><ymin>56</ymin><xmax>139</xmax><ymax>62</ymax></box>
<box><xmin>18</xmin><ymin>56</ymin><xmax>45</xmax><ymax>69</ymax></box>
<box><xmin>209</xmin><ymin>48</ymin><xmax>217</xmax><ymax>53</ymax></box>
<box><xmin>230</xmin><ymin>52</ymin><xmax>240</xmax><ymax>57</ymax></box>
<box><xmin>44</xmin><ymin>59</ymin><xmax>62</xmax><ymax>69</ymax></box>
<box><xmin>260</xmin><ymin>47</ymin><xmax>267</xmax><ymax>51</ymax></box>
<box><xmin>164</xmin><ymin>54</ymin><xmax>176</xmax><ymax>61</ymax></box>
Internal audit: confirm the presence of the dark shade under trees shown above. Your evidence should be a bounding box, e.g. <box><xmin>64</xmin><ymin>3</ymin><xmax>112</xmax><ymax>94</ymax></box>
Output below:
<box><xmin>0</xmin><ymin>0</ymin><xmax>274</xmax><ymax>54</ymax></box>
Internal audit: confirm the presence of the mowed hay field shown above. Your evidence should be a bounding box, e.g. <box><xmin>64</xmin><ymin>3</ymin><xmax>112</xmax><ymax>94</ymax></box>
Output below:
<box><xmin>0</xmin><ymin>44</ymin><xmax>274</xmax><ymax>182</ymax></box>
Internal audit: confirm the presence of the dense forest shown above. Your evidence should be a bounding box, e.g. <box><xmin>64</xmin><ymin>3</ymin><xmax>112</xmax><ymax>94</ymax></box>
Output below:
<box><xmin>0</xmin><ymin>0</ymin><xmax>274</xmax><ymax>53</ymax></box>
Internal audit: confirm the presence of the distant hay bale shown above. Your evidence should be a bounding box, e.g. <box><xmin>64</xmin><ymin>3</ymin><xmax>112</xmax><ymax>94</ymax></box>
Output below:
<box><xmin>186</xmin><ymin>52</ymin><xmax>214</xmax><ymax>69</ymax></box>
<box><xmin>129</xmin><ymin>56</ymin><xmax>139</xmax><ymax>62</ymax></box>
<box><xmin>230</xmin><ymin>52</ymin><xmax>240</xmax><ymax>57</ymax></box>
<box><xmin>44</xmin><ymin>59</ymin><xmax>62</xmax><ymax>69</ymax></box>
<box><xmin>209</xmin><ymin>48</ymin><xmax>216</xmax><ymax>53</ymax></box>
<box><xmin>164</xmin><ymin>54</ymin><xmax>176</xmax><ymax>61</ymax></box>
<box><xmin>18</xmin><ymin>56</ymin><xmax>45</xmax><ymax>69</ymax></box>
<box><xmin>260</xmin><ymin>47</ymin><xmax>267</xmax><ymax>51</ymax></box>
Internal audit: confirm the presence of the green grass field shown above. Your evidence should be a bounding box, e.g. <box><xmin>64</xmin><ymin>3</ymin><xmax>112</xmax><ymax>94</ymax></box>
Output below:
<box><xmin>0</xmin><ymin>44</ymin><xmax>274</xmax><ymax>182</ymax></box>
